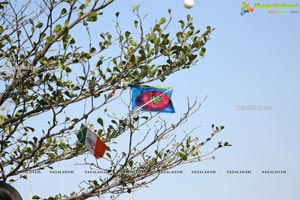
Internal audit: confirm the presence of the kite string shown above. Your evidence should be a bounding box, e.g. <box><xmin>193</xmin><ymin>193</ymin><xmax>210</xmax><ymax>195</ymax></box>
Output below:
<box><xmin>83</xmin><ymin>98</ymin><xmax>88</xmax><ymax>125</ymax></box>
<box><xmin>72</xmin><ymin>87</ymin><xmax>172</xmax><ymax>137</ymax></box>
<box><xmin>131</xmin><ymin>87</ymin><xmax>172</xmax><ymax>115</ymax></box>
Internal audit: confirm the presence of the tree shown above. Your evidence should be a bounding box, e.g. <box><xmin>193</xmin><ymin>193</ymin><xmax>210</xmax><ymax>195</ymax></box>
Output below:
<box><xmin>0</xmin><ymin>0</ymin><xmax>230</xmax><ymax>199</ymax></box>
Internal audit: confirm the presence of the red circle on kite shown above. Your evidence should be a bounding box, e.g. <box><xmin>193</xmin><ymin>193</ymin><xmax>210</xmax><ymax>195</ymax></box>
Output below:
<box><xmin>136</xmin><ymin>91</ymin><xmax>170</xmax><ymax>111</ymax></box>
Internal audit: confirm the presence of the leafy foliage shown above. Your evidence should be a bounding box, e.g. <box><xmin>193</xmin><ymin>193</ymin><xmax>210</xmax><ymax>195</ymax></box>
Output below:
<box><xmin>0</xmin><ymin>1</ymin><xmax>230</xmax><ymax>199</ymax></box>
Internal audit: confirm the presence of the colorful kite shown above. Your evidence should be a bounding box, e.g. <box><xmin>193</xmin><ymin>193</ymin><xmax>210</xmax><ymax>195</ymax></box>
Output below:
<box><xmin>131</xmin><ymin>85</ymin><xmax>175</xmax><ymax>113</ymax></box>
<box><xmin>77</xmin><ymin>126</ymin><xmax>107</xmax><ymax>159</ymax></box>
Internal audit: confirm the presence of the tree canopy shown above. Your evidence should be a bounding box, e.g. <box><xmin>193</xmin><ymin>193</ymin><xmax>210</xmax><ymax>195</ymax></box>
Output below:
<box><xmin>0</xmin><ymin>0</ymin><xmax>230</xmax><ymax>199</ymax></box>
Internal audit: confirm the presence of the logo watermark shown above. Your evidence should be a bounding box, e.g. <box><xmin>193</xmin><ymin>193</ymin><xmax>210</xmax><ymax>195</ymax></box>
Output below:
<box><xmin>255</xmin><ymin>2</ymin><xmax>299</xmax><ymax>14</ymax></box>
<box><xmin>0</xmin><ymin>168</ymin><xmax>287</xmax><ymax>177</ymax></box>
<box><xmin>235</xmin><ymin>104</ymin><xmax>273</xmax><ymax>111</ymax></box>
<box><xmin>240</xmin><ymin>2</ymin><xmax>299</xmax><ymax>15</ymax></box>
<box><xmin>241</xmin><ymin>2</ymin><xmax>254</xmax><ymax>15</ymax></box>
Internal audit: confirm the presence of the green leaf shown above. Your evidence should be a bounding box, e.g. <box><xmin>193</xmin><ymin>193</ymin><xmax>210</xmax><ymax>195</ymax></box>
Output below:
<box><xmin>179</xmin><ymin>152</ymin><xmax>187</xmax><ymax>161</ymax></box>
<box><xmin>107</xmin><ymin>152</ymin><xmax>111</xmax><ymax>159</ymax></box>
<box><xmin>187</xmin><ymin>14</ymin><xmax>193</xmax><ymax>23</ymax></box>
<box><xmin>87</xmin><ymin>11</ymin><xmax>97</xmax><ymax>22</ymax></box>
<box><xmin>68</xmin><ymin>39</ymin><xmax>74</xmax><ymax>46</ymax></box>
<box><xmin>0</xmin><ymin>26</ymin><xmax>4</xmax><ymax>34</ymax></box>
<box><xmin>92</xmin><ymin>180</ymin><xmax>99</xmax><ymax>186</ymax></box>
<box><xmin>48</xmin><ymin>153</ymin><xmax>56</xmax><ymax>159</ymax></box>
<box><xmin>32</xmin><ymin>137</ymin><xmax>38</xmax><ymax>144</ymax></box>
<box><xmin>25</xmin><ymin>126</ymin><xmax>35</xmax><ymax>132</ymax></box>
<box><xmin>159</xmin><ymin>17</ymin><xmax>166</xmax><ymax>25</ymax></box>
<box><xmin>224</xmin><ymin>142</ymin><xmax>232</xmax><ymax>146</ymax></box>
<box><xmin>125</xmin><ymin>31</ymin><xmax>130</xmax><ymax>39</ymax></box>
<box><xmin>21</xmin><ymin>174</ymin><xmax>28</xmax><ymax>179</ymax></box>
<box><xmin>90</xmin><ymin>47</ymin><xmax>96</xmax><ymax>54</ymax></box>
<box><xmin>53</xmin><ymin>24</ymin><xmax>62</xmax><ymax>33</ymax></box>
<box><xmin>36</xmin><ymin>22</ymin><xmax>43</xmax><ymax>28</ymax></box>
<box><xmin>61</xmin><ymin>8</ymin><xmax>67</xmax><ymax>15</ymax></box>
<box><xmin>178</xmin><ymin>20</ymin><xmax>185</xmax><ymax>30</ymax></box>
<box><xmin>97</xmin><ymin>118</ymin><xmax>104</xmax><ymax>126</ymax></box>
<box><xmin>186</xmin><ymin>136</ymin><xmax>191</xmax><ymax>147</ymax></box>
<box><xmin>129</xmin><ymin>160</ymin><xmax>134</xmax><ymax>168</ymax></box>
<box><xmin>40</xmin><ymin>32</ymin><xmax>46</xmax><ymax>39</ymax></box>
<box><xmin>65</xmin><ymin>66</ymin><xmax>72</xmax><ymax>73</ymax></box>
<box><xmin>134</xmin><ymin>20</ymin><xmax>138</xmax><ymax>28</ymax></box>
